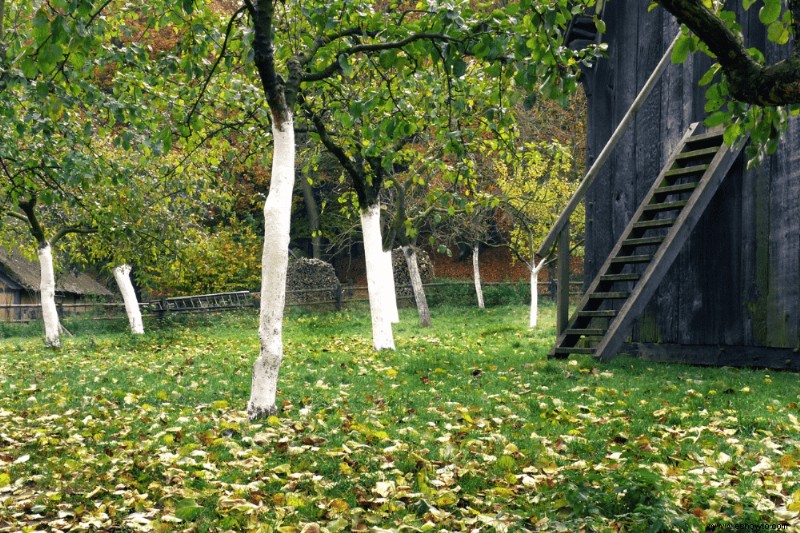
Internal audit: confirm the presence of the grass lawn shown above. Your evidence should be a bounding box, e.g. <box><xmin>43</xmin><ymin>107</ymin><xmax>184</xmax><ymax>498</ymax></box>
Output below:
<box><xmin>0</xmin><ymin>303</ymin><xmax>799</xmax><ymax>532</ymax></box>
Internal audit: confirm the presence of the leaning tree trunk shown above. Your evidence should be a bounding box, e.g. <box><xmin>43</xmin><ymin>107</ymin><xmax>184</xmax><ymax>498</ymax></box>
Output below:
<box><xmin>38</xmin><ymin>243</ymin><xmax>60</xmax><ymax>348</ymax></box>
<box><xmin>402</xmin><ymin>245</ymin><xmax>432</xmax><ymax>327</ymax></box>
<box><xmin>113</xmin><ymin>264</ymin><xmax>144</xmax><ymax>335</ymax></box>
<box><xmin>383</xmin><ymin>250</ymin><xmax>400</xmax><ymax>323</ymax></box>
<box><xmin>472</xmin><ymin>243</ymin><xmax>485</xmax><ymax>309</ymax></box>
<box><xmin>248</xmin><ymin>117</ymin><xmax>295</xmax><ymax>419</ymax></box>
<box><xmin>529</xmin><ymin>260</ymin><xmax>546</xmax><ymax>328</ymax></box>
<box><xmin>360</xmin><ymin>203</ymin><xmax>395</xmax><ymax>350</ymax></box>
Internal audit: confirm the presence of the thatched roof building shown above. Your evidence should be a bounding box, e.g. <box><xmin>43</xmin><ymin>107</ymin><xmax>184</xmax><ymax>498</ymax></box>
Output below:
<box><xmin>0</xmin><ymin>248</ymin><xmax>112</xmax><ymax>297</ymax></box>
<box><xmin>0</xmin><ymin>248</ymin><xmax>112</xmax><ymax>321</ymax></box>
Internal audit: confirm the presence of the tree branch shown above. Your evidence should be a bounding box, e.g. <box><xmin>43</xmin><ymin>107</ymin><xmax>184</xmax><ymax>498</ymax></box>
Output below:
<box><xmin>302</xmin><ymin>32</ymin><xmax>461</xmax><ymax>83</ymax></box>
<box><xmin>658</xmin><ymin>0</ymin><xmax>800</xmax><ymax>105</ymax></box>
<box><xmin>249</xmin><ymin>0</ymin><xmax>292</xmax><ymax>126</ymax></box>
<box><xmin>185</xmin><ymin>6</ymin><xmax>247</xmax><ymax>127</ymax></box>
<box><xmin>18</xmin><ymin>197</ymin><xmax>47</xmax><ymax>247</ymax></box>
<box><xmin>51</xmin><ymin>225</ymin><xmax>97</xmax><ymax>245</ymax></box>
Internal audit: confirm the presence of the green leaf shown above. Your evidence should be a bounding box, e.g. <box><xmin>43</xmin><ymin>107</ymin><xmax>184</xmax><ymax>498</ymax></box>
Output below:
<box><xmin>20</xmin><ymin>57</ymin><xmax>38</xmax><ymax>79</ymax></box>
<box><xmin>338</xmin><ymin>55</ymin><xmax>353</xmax><ymax>77</ymax></box>
<box><xmin>174</xmin><ymin>499</ymin><xmax>204</xmax><ymax>521</ymax></box>
<box><xmin>767</xmin><ymin>21</ymin><xmax>790</xmax><ymax>44</ymax></box>
<box><xmin>759</xmin><ymin>0</ymin><xmax>781</xmax><ymax>24</ymax></box>
<box><xmin>723</xmin><ymin>122</ymin><xmax>743</xmax><ymax>146</ymax></box>
<box><xmin>595</xmin><ymin>18</ymin><xmax>606</xmax><ymax>34</ymax></box>
<box><xmin>451</xmin><ymin>57</ymin><xmax>467</xmax><ymax>78</ymax></box>
<box><xmin>743</xmin><ymin>0</ymin><xmax>757</xmax><ymax>9</ymax></box>
<box><xmin>698</xmin><ymin>65</ymin><xmax>720</xmax><ymax>86</ymax></box>
<box><xmin>38</xmin><ymin>42</ymin><xmax>64</xmax><ymax>74</ymax></box>
<box><xmin>704</xmin><ymin>110</ymin><xmax>731</xmax><ymax>128</ymax></box>
<box><xmin>671</xmin><ymin>35</ymin><xmax>692</xmax><ymax>64</ymax></box>
<box><xmin>32</xmin><ymin>8</ymin><xmax>50</xmax><ymax>45</ymax></box>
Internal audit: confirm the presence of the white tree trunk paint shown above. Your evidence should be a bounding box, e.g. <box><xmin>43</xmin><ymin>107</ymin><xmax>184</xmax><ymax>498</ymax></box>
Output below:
<box><xmin>248</xmin><ymin>116</ymin><xmax>295</xmax><ymax>419</ymax></box>
<box><xmin>472</xmin><ymin>244</ymin><xmax>484</xmax><ymax>309</ymax></box>
<box><xmin>383</xmin><ymin>250</ymin><xmax>400</xmax><ymax>323</ymax></box>
<box><xmin>529</xmin><ymin>259</ymin><xmax>547</xmax><ymax>328</ymax></box>
<box><xmin>38</xmin><ymin>244</ymin><xmax>60</xmax><ymax>348</ymax></box>
<box><xmin>113</xmin><ymin>264</ymin><xmax>144</xmax><ymax>334</ymax></box>
<box><xmin>402</xmin><ymin>245</ymin><xmax>432</xmax><ymax>327</ymax></box>
<box><xmin>360</xmin><ymin>204</ymin><xmax>395</xmax><ymax>350</ymax></box>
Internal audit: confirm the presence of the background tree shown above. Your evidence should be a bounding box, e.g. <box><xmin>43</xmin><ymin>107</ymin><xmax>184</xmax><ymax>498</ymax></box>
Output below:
<box><xmin>494</xmin><ymin>139</ymin><xmax>583</xmax><ymax>327</ymax></box>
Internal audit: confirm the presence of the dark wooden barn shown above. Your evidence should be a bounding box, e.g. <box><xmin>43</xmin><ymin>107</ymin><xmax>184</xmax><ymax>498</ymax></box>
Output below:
<box><xmin>551</xmin><ymin>1</ymin><xmax>800</xmax><ymax>369</ymax></box>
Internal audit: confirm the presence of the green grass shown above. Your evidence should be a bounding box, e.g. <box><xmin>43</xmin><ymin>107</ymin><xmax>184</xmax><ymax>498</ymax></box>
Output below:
<box><xmin>0</xmin><ymin>304</ymin><xmax>799</xmax><ymax>532</ymax></box>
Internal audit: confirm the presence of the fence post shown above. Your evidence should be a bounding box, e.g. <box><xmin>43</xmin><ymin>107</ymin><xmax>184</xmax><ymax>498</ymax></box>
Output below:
<box><xmin>557</xmin><ymin>223</ymin><xmax>570</xmax><ymax>335</ymax></box>
<box><xmin>336</xmin><ymin>285</ymin><xmax>343</xmax><ymax>311</ymax></box>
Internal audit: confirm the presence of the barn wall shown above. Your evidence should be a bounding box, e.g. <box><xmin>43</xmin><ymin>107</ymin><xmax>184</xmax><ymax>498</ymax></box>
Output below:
<box><xmin>584</xmin><ymin>1</ymin><xmax>800</xmax><ymax>351</ymax></box>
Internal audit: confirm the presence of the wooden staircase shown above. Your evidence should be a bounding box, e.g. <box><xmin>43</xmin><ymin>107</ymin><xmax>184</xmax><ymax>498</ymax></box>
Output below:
<box><xmin>564</xmin><ymin>1</ymin><xmax>606</xmax><ymax>51</ymax></box>
<box><xmin>550</xmin><ymin>123</ymin><xmax>747</xmax><ymax>361</ymax></box>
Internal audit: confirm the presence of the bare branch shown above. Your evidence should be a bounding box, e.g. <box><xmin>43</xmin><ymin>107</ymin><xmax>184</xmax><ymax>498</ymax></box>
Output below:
<box><xmin>302</xmin><ymin>32</ymin><xmax>461</xmax><ymax>83</ymax></box>
<box><xmin>185</xmin><ymin>6</ymin><xmax>247</xmax><ymax>126</ymax></box>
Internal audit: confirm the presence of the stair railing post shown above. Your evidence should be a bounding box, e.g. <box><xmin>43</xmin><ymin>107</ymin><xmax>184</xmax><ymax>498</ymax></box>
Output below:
<box><xmin>557</xmin><ymin>223</ymin><xmax>571</xmax><ymax>335</ymax></box>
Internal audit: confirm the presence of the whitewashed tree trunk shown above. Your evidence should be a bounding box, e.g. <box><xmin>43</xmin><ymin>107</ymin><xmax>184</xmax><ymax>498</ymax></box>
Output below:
<box><xmin>38</xmin><ymin>243</ymin><xmax>60</xmax><ymax>348</ymax></box>
<box><xmin>361</xmin><ymin>204</ymin><xmax>395</xmax><ymax>350</ymax></box>
<box><xmin>383</xmin><ymin>250</ymin><xmax>400</xmax><ymax>323</ymax></box>
<box><xmin>402</xmin><ymin>245</ymin><xmax>432</xmax><ymax>327</ymax></box>
<box><xmin>113</xmin><ymin>264</ymin><xmax>144</xmax><ymax>335</ymax></box>
<box><xmin>529</xmin><ymin>259</ymin><xmax>547</xmax><ymax>328</ymax></box>
<box><xmin>472</xmin><ymin>244</ymin><xmax>485</xmax><ymax>309</ymax></box>
<box><xmin>248</xmin><ymin>117</ymin><xmax>295</xmax><ymax>419</ymax></box>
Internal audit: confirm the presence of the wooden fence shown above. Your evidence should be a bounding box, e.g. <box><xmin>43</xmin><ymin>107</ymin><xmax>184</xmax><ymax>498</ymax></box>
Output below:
<box><xmin>0</xmin><ymin>280</ymin><xmax>583</xmax><ymax>323</ymax></box>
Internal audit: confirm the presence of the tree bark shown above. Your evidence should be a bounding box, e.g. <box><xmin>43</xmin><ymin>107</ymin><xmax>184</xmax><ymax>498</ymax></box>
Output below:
<box><xmin>361</xmin><ymin>203</ymin><xmax>395</xmax><ymax>350</ymax></box>
<box><xmin>472</xmin><ymin>244</ymin><xmax>485</xmax><ymax>309</ymax></box>
<box><xmin>248</xmin><ymin>116</ymin><xmax>295</xmax><ymax>420</ymax></box>
<box><xmin>383</xmin><ymin>249</ymin><xmax>400</xmax><ymax>323</ymax></box>
<box><xmin>299</xmin><ymin>176</ymin><xmax>322</xmax><ymax>259</ymax></box>
<box><xmin>402</xmin><ymin>245</ymin><xmax>432</xmax><ymax>327</ymax></box>
<box><xmin>113</xmin><ymin>264</ymin><xmax>144</xmax><ymax>335</ymax></box>
<box><xmin>38</xmin><ymin>244</ymin><xmax>60</xmax><ymax>348</ymax></box>
<box><xmin>529</xmin><ymin>260</ymin><xmax>546</xmax><ymax>329</ymax></box>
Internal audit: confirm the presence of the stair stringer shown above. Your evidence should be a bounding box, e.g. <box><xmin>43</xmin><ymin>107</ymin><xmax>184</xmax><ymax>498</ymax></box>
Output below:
<box><xmin>594</xmin><ymin>130</ymin><xmax>748</xmax><ymax>361</ymax></box>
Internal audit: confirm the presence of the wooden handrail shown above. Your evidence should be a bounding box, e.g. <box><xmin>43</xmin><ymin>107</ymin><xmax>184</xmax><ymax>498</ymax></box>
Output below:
<box><xmin>537</xmin><ymin>31</ymin><xmax>682</xmax><ymax>257</ymax></box>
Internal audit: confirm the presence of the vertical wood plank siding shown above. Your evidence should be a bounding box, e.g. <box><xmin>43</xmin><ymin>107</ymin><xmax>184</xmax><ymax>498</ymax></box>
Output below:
<box><xmin>583</xmin><ymin>0</ymin><xmax>799</xmax><ymax>351</ymax></box>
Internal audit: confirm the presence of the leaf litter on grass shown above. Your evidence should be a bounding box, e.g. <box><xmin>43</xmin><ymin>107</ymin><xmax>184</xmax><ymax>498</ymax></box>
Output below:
<box><xmin>0</xmin><ymin>305</ymin><xmax>798</xmax><ymax>532</ymax></box>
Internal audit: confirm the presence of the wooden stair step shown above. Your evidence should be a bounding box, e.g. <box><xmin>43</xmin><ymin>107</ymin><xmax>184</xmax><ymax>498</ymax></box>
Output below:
<box><xmin>633</xmin><ymin>218</ymin><xmax>677</xmax><ymax>229</ymax></box>
<box><xmin>565</xmin><ymin>328</ymin><xmax>606</xmax><ymax>336</ymax></box>
<box><xmin>610</xmin><ymin>254</ymin><xmax>652</xmax><ymax>264</ymax></box>
<box><xmin>687</xmin><ymin>129</ymin><xmax>724</xmax><ymax>143</ymax></box>
<box><xmin>589</xmin><ymin>291</ymin><xmax>630</xmax><ymax>299</ymax></box>
<box><xmin>654</xmin><ymin>182</ymin><xmax>698</xmax><ymax>195</ymax></box>
<box><xmin>664</xmin><ymin>164</ymin><xmax>708</xmax><ymax>177</ymax></box>
<box><xmin>552</xmin><ymin>347</ymin><xmax>596</xmax><ymax>356</ymax></box>
<box><xmin>622</xmin><ymin>236</ymin><xmax>664</xmax><ymax>247</ymax></box>
<box><xmin>577</xmin><ymin>310</ymin><xmax>618</xmax><ymax>318</ymax></box>
<box><xmin>643</xmin><ymin>200</ymin><xmax>688</xmax><ymax>212</ymax></box>
<box><xmin>600</xmin><ymin>273</ymin><xmax>640</xmax><ymax>282</ymax></box>
<box><xmin>675</xmin><ymin>146</ymin><xmax>719</xmax><ymax>161</ymax></box>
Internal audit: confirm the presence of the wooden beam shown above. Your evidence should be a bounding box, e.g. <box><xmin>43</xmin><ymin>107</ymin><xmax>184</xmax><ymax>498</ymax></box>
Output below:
<box><xmin>624</xmin><ymin>343</ymin><xmax>800</xmax><ymax>371</ymax></box>
<box><xmin>557</xmin><ymin>223</ymin><xmax>570</xmax><ymax>334</ymax></box>
<box><xmin>538</xmin><ymin>31</ymin><xmax>682</xmax><ymax>257</ymax></box>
